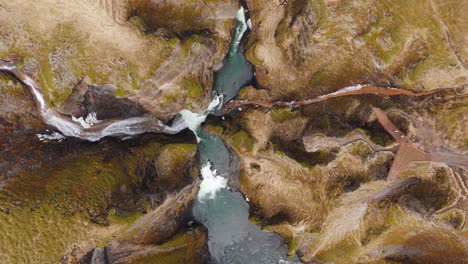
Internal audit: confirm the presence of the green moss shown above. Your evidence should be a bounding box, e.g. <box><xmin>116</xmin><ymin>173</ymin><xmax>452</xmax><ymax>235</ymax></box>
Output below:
<box><xmin>440</xmin><ymin>104</ymin><xmax>467</xmax><ymax>140</ymax></box>
<box><xmin>288</xmin><ymin>238</ymin><xmax>300</xmax><ymax>258</ymax></box>
<box><xmin>205</xmin><ymin>124</ymin><xmax>224</xmax><ymax>135</ymax></box>
<box><xmin>348</xmin><ymin>141</ymin><xmax>372</xmax><ymax>158</ymax></box>
<box><xmin>0</xmin><ymin>73</ymin><xmax>25</xmax><ymax>95</ymax></box>
<box><xmin>0</xmin><ymin>137</ymin><xmax>173</xmax><ymax>263</ymax></box>
<box><xmin>97</xmin><ymin>210</ymin><xmax>144</xmax><ymax>248</ymax></box>
<box><xmin>128</xmin><ymin>16</ymin><xmax>148</xmax><ymax>33</ymax></box>
<box><xmin>128</xmin><ymin>228</ymin><xmax>205</xmax><ymax>264</ymax></box>
<box><xmin>115</xmin><ymin>87</ymin><xmax>129</xmax><ymax>97</ymax></box>
<box><xmin>245</xmin><ymin>43</ymin><xmax>264</xmax><ymax>66</ymax></box>
<box><xmin>158</xmin><ymin>230</ymin><xmax>193</xmax><ymax>249</ymax></box>
<box><xmin>271</xmin><ymin>107</ymin><xmax>299</xmax><ymax>122</ymax></box>
<box><xmin>310</xmin><ymin>0</ymin><xmax>327</xmax><ymax>27</ymax></box>
<box><xmin>0</xmin><ymin>203</ymin><xmax>137</xmax><ymax>264</ymax></box>
<box><xmin>159</xmin><ymin>90</ymin><xmax>180</xmax><ymax>108</ymax></box>
<box><xmin>249</xmin><ymin>215</ymin><xmax>263</xmax><ymax>226</ymax></box>
<box><xmin>37</xmin><ymin>60</ymin><xmax>55</xmax><ymax>107</ymax></box>
<box><xmin>0</xmin><ymin>146</ymin><xmax>149</xmax><ymax>222</ymax></box>
<box><xmin>0</xmin><ymin>206</ymin><xmax>88</xmax><ymax>263</ymax></box>
<box><xmin>437</xmin><ymin>209</ymin><xmax>464</xmax><ymax>229</ymax></box>
<box><xmin>183</xmin><ymin>75</ymin><xmax>203</xmax><ymax>100</ymax></box>
<box><xmin>168</xmin><ymin>37</ymin><xmax>180</xmax><ymax>47</ymax></box>
<box><xmin>227</xmin><ymin>130</ymin><xmax>253</xmax><ymax>153</ymax></box>
<box><xmin>129</xmin><ymin>247</ymin><xmax>186</xmax><ymax>264</ymax></box>
<box><xmin>317</xmin><ymin>236</ymin><xmax>361</xmax><ymax>263</ymax></box>
<box><xmin>126</xmin><ymin>141</ymin><xmax>164</xmax><ymax>175</ymax></box>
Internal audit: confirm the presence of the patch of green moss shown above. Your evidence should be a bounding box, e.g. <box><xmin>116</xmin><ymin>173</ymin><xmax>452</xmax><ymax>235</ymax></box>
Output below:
<box><xmin>245</xmin><ymin>43</ymin><xmax>264</xmax><ymax>66</ymax></box>
<box><xmin>129</xmin><ymin>247</ymin><xmax>187</xmax><ymax>264</ymax></box>
<box><xmin>183</xmin><ymin>75</ymin><xmax>203</xmax><ymax>100</ymax></box>
<box><xmin>97</xmin><ymin>209</ymin><xmax>144</xmax><ymax>248</ymax></box>
<box><xmin>168</xmin><ymin>37</ymin><xmax>180</xmax><ymax>47</ymax></box>
<box><xmin>128</xmin><ymin>16</ymin><xmax>148</xmax><ymax>33</ymax></box>
<box><xmin>288</xmin><ymin>238</ymin><xmax>300</xmax><ymax>258</ymax></box>
<box><xmin>316</xmin><ymin>236</ymin><xmax>361</xmax><ymax>263</ymax></box>
<box><xmin>0</xmin><ymin>202</ymin><xmax>138</xmax><ymax>264</ymax></box>
<box><xmin>271</xmin><ymin>107</ymin><xmax>299</xmax><ymax>122</ymax></box>
<box><xmin>0</xmin><ymin>206</ymin><xmax>90</xmax><ymax>263</ymax></box>
<box><xmin>0</xmin><ymin>73</ymin><xmax>25</xmax><ymax>95</ymax></box>
<box><xmin>128</xmin><ymin>228</ymin><xmax>205</xmax><ymax>264</ymax></box>
<box><xmin>437</xmin><ymin>209</ymin><xmax>464</xmax><ymax>229</ymax></box>
<box><xmin>158</xmin><ymin>229</ymin><xmax>193</xmax><ymax>249</ymax></box>
<box><xmin>133</xmin><ymin>141</ymin><xmax>165</xmax><ymax>159</ymax></box>
<box><xmin>249</xmin><ymin>215</ymin><xmax>263</xmax><ymax>226</ymax></box>
<box><xmin>440</xmin><ymin>104</ymin><xmax>467</xmax><ymax>140</ymax></box>
<box><xmin>1</xmin><ymin>154</ymin><xmax>133</xmax><ymax>216</ymax></box>
<box><xmin>37</xmin><ymin>59</ymin><xmax>55</xmax><ymax>107</ymax></box>
<box><xmin>227</xmin><ymin>130</ymin><xmax>253</xmax><ymax>153</ymax></box>
<box><xmin>115</xmin><ymin>87</ymin><xmax>130</xmax><ymax>97</ymax></box>
<box><xmin>348</xmin><ymin>141</ymin><xmax>372</xmax><ymax>158</ymax></box>
<box><xmin>310</xmin><ymin>0</ymin><xmax>327</xmax><ymax>27</ymax></box>
<box><xmin>205</xmin><ymin>124</ymin><xmax>224</xmax><ymax>135</ymax></box>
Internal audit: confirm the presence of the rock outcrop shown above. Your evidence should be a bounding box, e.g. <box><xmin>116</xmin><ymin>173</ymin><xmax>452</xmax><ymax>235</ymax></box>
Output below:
<box><xmin>244</xmin><ymin>0</ymin><xmax>468</xmax><ymax>100</ymax></box>
<box><xmin>0</xmin><ymin>0</ymin><xmax>239</xmax><ymax>120</ymax></box>
<box><xmin>218</xmin><ymin>88</ymin><xmax>467</xmax><ymax>263</ymax></box>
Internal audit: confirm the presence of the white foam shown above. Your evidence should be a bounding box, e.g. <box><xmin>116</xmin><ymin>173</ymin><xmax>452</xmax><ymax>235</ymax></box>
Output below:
<box><xmin>164</xmin><ymin>116</ymin><xmax>188</xmax><ymax>134</ymax></box>
<box><xmin>198</xmin><ymin>162</ymin><xmax>228</xmax><ymax>200</ymax></box>
<box><xmin>179</xmin><ymin>94</ymin><xmax>223</xmax><ymax>142</ymax></box>
<box><xmin>100</xmin><ymin>116</ymin><xmax>147</xmax><ymax>137</ymax></box>
<box><xmin>232</xmin><ymin>7</ymin><xmax>248</xmax><ymax>51</ymax></box>
<box><xmin>72</xmin><ymin>112</ymin><xmax>101</xmax><ymax>128</ymax></box>
<box><xmin>36</xmin><ymin>131</ymin><xmax>65</xmax><ymax>142</ymax></box>
<box><xmin>0</xmin><ymin>64</ymin><xmax>15</xmax><ymax>71</ymax></box>
<box><xmin>23</xmin><ymin>76</ymin><xmax>47</xmax><ymax>111</ymax></box>
<box><xmin>207</xmin><ymin>94</ymin><xmax>224</xmax><ymax>112</ymax></box>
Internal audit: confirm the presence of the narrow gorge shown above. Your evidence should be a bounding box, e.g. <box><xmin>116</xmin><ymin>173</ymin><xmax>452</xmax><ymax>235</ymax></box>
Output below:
<box><xmin>0</xmin><ymin>0</ymin><xmax>467</xmax><ymax>263</ymax></box>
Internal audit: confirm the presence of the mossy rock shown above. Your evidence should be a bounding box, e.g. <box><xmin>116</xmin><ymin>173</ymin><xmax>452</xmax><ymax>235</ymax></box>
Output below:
<box><xmin>127</xmin><ymin>227</ymin><xmax>207</xmax><ymax>264</ymax></box>
<box><xmin>152</xmin><ymin>144</ymin><xmax>197</xmax><ymax>192</ymax></box>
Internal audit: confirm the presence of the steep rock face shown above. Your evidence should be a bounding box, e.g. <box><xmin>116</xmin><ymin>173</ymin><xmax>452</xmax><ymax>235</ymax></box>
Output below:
<box><xmin>0</xmin><ymin>72</ymin><xmax>43</xmax><ymax>139</ymax></box>
<box><xmin>129</xmin><ymin>0</ymin><xmax>238</xmax><ymax>40</ymax></box>
<box><xmin>58</xmin><ymin>80</ymin><xmax>148</xmax><ymax>120</ymax></box>
<box><xmin>244</xmin><ymin>0</ymin><xmax>468</xmax><ymax>100</ymax></box>
<box><xmin>103</xmin><ymin>178</ymin><xmax>205</xmax><ymax>264</ymax></box>
<box><xmin>0</xmin><ymin>0</ymin><xmax>238</xmax><ymax>121</ymax></box>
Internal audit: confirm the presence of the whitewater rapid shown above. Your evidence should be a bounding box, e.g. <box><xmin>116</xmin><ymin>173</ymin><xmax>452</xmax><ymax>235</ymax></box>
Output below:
<box><xmin>179</xmin><ymin>94</ymin><xmax>223</xmax><ymax>142</ymax></box>
<box><xmin>197</xmin><ymin>162</ymin><xmax>228</xmax><ymax>200</ymax></box>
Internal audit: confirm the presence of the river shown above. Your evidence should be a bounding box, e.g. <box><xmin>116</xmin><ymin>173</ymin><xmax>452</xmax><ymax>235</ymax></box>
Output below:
<box><xmin>180</xmin><ymin>6</ymin><xmax>300</xmax><ymax>264</ymax></box>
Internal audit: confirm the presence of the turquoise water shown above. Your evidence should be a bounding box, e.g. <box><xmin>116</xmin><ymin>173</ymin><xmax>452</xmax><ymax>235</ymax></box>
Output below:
<box><xmin>212</xmin><ymin>7</ymin><xmax>254</xmax><ymax>102</ymax></box>
<box><xmin>181</xmin><ymin>6</ymin><xmax>300</xmax><ymax>264</ymax></box>
<box><xmin>193</xmin><ymin>130</ymin><xmax>298</xmax><ymax>263</ymax></box>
